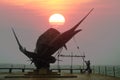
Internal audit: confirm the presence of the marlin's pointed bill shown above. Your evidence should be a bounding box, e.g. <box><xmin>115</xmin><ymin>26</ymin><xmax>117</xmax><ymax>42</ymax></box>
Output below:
<box><xmin>71</xmin><ymin>8</ymin><xmax>94</xmax><ymax>31</ymax></box>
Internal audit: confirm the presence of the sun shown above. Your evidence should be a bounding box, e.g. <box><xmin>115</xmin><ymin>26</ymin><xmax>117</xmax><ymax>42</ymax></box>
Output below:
<box><xmin>49</xmin><ymin>13</ymin><xmax>65</xmax><ymax>26</ymax></box>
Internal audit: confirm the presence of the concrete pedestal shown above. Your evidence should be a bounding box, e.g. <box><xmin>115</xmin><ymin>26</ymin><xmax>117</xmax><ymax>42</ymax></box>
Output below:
<box><xmin>26</xmin><ymin>68</ymin><xmax>60</xmax><ymax>75</ymax></box>
<box><xmin>5</xmin><ymin>68</ymin><xmax>77</xmax><ymax>78</ymax></box>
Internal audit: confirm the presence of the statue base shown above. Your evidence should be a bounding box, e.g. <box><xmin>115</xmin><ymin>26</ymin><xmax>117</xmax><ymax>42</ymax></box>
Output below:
<box><xmin>25</xmin><ymin>68</ymin><xmax>60</xmax><ymax>75</ymax></box>
<box><xmin>5</xmin><ymin>68</ymin><xmax>77</xmax><ymax>78</ymax></box>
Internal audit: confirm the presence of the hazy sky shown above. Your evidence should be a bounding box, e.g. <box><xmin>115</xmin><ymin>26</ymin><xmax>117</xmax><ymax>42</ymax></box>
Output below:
<box><xmin>0</xmin><ymin>0</ymin><xmax>120</xmax><ymax>65</ymax></box>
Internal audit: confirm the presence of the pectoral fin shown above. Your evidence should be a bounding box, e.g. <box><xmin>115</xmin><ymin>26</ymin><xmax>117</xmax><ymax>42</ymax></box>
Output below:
<box><xmin>64</xmin><ymin>44</ymin><xmax>67</xmax><ymax>50</ymax></box>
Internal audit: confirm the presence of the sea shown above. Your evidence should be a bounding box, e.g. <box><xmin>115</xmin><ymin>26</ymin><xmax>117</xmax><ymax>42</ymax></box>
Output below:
<box><xmin>0</xmin><ymin>64</ymin><xmax>120</xmax><ymax>77</ymax></box>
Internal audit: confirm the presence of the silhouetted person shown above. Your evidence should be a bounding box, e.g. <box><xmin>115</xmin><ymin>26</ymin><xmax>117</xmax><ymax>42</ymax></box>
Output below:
<box><xmin>84</xmin><ymin>60</ymin><xmax>92</xmax><ymax>73</ymax></box>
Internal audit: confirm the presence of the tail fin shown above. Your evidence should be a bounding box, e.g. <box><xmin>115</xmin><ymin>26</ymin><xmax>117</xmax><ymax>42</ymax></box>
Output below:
<box><xmin>71</xmin><ymin>8</ymin><xmax>94</xmax><ymax>31</ymax></box>
<box><xmin>11</xmin><ymin>27</ymin><xmax>23</xmax><ymax>49</ymax></box>
<box><xmin>11</xmin><ymin>27</ymin><xmax>36</xmax><ymax>58</ymax></box>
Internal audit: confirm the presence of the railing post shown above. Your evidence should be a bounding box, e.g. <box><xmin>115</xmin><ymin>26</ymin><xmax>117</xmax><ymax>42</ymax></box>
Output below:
<box><xmin>98</xmin><ymin>66</ymin><xmax>100</xmax><ymax>74</ymax></box>
<box><xmin>92</xmin><ymin>65</ymin><xmax>95</xmax><ymax>73</ymax></box>
<box><xmin>105</xmin><ymin>66</ymin><xmax>107</xmax><ymax>76</ymax></box>
<box><xmin>58</xmin><ymin>69</ymin><xmax>61</xmax><ymax>73</ymax></box>
<box><xmin>9</xmin><ymin>65</ymin><xmax>13</xmax><ymax>73</ymax></box>
<box><xmin>113</xmin><ymin>66</ymin><xmax>115</xmax><ymax>77</ymax></box>
<box><xmin>23</xmin><ymin>65</ymin><xmax>25</xmax><ymax>72</ymax></box>
<box><xmin>70</xmin><ymin>69</ymin><xmax>73</xmax><ymax>74</ymax></box>
<box><xmin>70</xmin><ymin>52</ymin><xmax>73</xmax><ymax>74</ymax></box>
<box><xmin>9</xmin><ymin>68</ymin><xmax>12</xmax><ymax>73</ymax></box>
<box><xmin>79</xmin><ymin>66</ymin><xmax>81</xmax><ymax>73</ymax></box>
<box><xmin>22</xmin><ymin>69</ymin><xmax>25</xmax><ymax>72</ymax></box>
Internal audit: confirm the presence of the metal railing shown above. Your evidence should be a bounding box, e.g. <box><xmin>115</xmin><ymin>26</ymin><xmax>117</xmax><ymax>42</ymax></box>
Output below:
<box><xmin>0</xmin><ymin>65</ymin><xmax>120</xmax><ymax>77</ymax></box>
<box><xmin>91</xmin><ymin>65</ymin><xmax>120</xmax><ymax>77</ymax></box>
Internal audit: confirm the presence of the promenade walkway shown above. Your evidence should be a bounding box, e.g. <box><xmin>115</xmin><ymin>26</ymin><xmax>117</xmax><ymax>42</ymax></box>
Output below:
<box><xmin>0</xmin><ymin>73</ymin><xmax>120</xmax><ymax>80</ymax></box>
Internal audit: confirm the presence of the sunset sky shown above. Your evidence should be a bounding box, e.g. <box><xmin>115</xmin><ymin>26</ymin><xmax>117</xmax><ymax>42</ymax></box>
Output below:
<box><xmin>0</xmin><ymin>0</ymin><xmax>120</xmax><ymax>65</ymax></box>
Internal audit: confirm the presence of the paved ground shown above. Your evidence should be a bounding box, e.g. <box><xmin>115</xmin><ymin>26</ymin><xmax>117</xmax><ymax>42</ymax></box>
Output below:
<box><xmin>0</xmin><ymin>73</ymin><xmax>120</xmax><ymax>80</ymax></box>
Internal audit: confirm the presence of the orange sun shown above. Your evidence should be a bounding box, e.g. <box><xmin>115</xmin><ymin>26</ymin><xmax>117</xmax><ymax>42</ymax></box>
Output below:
<box><xmin>49</xmin><ymin>13</ymin><xmax>65</xmax><ymax>26</ymax></box>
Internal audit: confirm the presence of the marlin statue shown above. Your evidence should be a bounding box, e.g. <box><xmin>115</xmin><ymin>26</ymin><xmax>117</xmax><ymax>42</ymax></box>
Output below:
<box><xmin>12</xmin><ymin>8</ymin><xmax>94</xmax><ymax>69</ymax></box>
